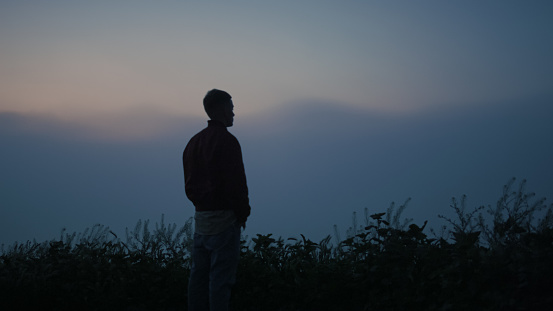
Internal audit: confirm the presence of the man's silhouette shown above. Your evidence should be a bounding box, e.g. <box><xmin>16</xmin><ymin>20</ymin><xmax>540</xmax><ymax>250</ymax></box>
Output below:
<box><xmin>183</xmin><ymin>89</ymin><xmax>251</xmax><ymax>311</ymax></box>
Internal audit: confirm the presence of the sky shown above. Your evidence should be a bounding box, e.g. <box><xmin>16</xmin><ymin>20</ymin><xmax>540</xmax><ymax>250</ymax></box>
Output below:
<box><xmin>1</xmin><ymin>1</ymin><xmax>553</xmax><ymax>246</ymax></box>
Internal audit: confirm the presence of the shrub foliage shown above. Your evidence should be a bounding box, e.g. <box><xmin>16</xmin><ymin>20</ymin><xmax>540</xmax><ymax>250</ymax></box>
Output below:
<box><xmin>1</xmin><ymin>179</ymin><xmax>552</xmax><ymax>310</ymax></box>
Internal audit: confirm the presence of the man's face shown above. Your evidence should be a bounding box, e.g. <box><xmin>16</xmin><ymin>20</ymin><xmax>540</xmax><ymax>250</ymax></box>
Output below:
<box><xmin>223</xmin><ymin>100</ymin><xmax>234</xmax><ymax>127</ymax></box>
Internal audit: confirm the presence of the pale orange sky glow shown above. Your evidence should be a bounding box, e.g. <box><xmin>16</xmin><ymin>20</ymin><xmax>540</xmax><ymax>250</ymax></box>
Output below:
<box><xmin>2</xmin><ymin>1</ymin><xmax>551</xmax><ymax>139</ymax></box>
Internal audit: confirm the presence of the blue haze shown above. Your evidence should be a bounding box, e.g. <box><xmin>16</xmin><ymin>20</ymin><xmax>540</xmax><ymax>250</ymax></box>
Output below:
<box><xmin>1</xmin><ymin>97</ymin><xmax>553</xmax><ymax>246</ymax></box>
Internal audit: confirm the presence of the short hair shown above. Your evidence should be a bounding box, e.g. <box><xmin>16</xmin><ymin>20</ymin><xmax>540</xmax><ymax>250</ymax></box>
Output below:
<box><xmin>203</xmin><ymin>89</ymin><xmax>231</xmax><ymax>119</ymax></box>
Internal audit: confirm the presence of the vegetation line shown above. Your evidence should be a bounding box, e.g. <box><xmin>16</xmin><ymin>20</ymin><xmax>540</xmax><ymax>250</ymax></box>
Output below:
<box><xmin>1</xmin><ymin>178</ymin><xmax>552</xmax><ymax>310</ymax></box>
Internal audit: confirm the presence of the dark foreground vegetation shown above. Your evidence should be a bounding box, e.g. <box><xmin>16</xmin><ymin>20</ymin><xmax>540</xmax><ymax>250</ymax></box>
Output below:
<box><xmin>1</xmin><ymin>178</ymin><xmax>552</xmax><ymax>310</ymax></box>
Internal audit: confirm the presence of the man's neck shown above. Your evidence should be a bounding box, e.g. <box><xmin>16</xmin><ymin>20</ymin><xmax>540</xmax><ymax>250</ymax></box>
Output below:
<box><xmin>208</xmin><ymin>119</ymin><xmax>227</xmax><ymax>127</ymax></box>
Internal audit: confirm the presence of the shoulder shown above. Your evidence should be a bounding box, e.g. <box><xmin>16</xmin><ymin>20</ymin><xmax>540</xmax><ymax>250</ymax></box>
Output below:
<box><xmin>223</xmin><ymin>130</ymin><xmax>241</xmax><ymax>147</ymax></box>
<box><xmin>223</xmin><ymin>129</ymin><xmax>238</xmax><ymax>140</ymax></box>
<box><xmin>183</xmin><ymin>127</ymin><xmax>207</xmax><ymax>151</ymax></box>
<box><xmin>185</xmin><ymin>130</ymin><xmax>202</xmax><ymax>146</ymax></box>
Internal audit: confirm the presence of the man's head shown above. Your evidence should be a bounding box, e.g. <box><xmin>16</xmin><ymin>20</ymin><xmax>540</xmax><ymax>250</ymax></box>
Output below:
<box><xmin>203</xmin><ymin>89</ymin><xmax>234</xmax><ymax>127</ymax></box>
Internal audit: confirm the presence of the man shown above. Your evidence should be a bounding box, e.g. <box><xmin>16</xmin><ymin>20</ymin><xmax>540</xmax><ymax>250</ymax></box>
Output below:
<box><xmin>183</xmin><ymin>89</ymin><xmax>251</xmax><ymax>311</ymax></box>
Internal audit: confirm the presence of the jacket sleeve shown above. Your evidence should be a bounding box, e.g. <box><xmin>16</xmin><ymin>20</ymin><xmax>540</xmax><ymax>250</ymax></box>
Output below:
<box><xmin>224</xmin><ymin>135</ymin><xmax>251</xmax><ymax>224</ymax></box>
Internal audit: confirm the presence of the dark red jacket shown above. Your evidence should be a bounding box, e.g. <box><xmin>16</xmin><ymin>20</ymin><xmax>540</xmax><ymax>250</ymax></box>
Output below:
<box><xmin>183</xmin><ymin>120</ymin><xmax>251</xmax><ymax>224</ymax></box>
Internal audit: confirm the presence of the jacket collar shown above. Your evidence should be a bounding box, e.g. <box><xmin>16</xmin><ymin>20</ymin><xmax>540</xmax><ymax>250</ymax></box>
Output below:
<box><xmin>207</xmin><ymin>120</ymin><xmax>227</xmax><ymax>128</ymax></box>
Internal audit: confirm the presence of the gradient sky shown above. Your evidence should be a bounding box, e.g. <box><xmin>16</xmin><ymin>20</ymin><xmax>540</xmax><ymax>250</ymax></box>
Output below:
<box><xmin>1</xmin><ymin>1</ymin><xmax>553</xmax><ymax>246</ymax></box>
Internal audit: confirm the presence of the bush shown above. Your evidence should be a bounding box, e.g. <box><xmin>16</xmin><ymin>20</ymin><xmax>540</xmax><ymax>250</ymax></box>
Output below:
<box><xmin>1</xmin><ymin>179</ymin><xmax>552</xmax><ymax>310</ymax></box>
<box><xmin>0</xmin><ymin>216</ymin><xmax>193</xmax><ymax>311</ymax></box>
